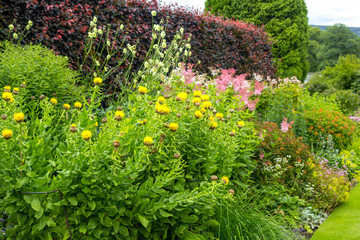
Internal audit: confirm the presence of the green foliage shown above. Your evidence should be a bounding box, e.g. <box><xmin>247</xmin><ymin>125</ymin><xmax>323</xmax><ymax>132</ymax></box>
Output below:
<box><xmin>317</xmin><ymin>24</ymin><xmax>360</xmax><ymax>69</ymax></box>
<box><xmin>206</xmin><ymin>0</ymin><xmax>309</xmax><ymax>81</ymax></box>
<box><xmin>0</xmin><ymin>41</ymin><xmax>83</xmax><ymax>109</ymax></box>
<box><xmin>307</xmin><ymin>26</ymin><xmax>322</xmax><ymax>72</ymax></box>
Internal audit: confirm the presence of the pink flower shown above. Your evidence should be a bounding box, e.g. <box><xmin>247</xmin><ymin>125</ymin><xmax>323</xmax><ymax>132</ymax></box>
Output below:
<box><xmin>280</xmin><ymin>117</ymin><xmax>294</xmax><ymax>133</ymax></box>
<box><xmin>247</xmin><ymin>99</ymin><xmax>259</xmax><ymax>111</ymax></box>
<box><xmin>260</xmin><ymin>151</ymin><xmax>264</xmax><ymax>159</ymax></box>
<box><xmin>254</xmin><ymin>80</ymin><xmax>264</xmax><ymax>95</ymax></box>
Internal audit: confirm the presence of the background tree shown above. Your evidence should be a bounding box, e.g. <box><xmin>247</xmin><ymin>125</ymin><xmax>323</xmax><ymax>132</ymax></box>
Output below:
<box><xmin>317</xmin><ymin>23</ymin><xmax>360</xmax><ymax>69</ymax></box>
<box><xmin>307</xmin><ymin>26</ymin><xmax>322</xmax><ymax>72</ymax></box>
<box><xmin>205</xmin><ymin>0</ymin><xmax>310</xmax><ymax>81</ymax></box>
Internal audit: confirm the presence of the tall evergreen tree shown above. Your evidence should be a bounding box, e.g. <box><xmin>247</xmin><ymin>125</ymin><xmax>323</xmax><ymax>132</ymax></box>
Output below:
<box><xmin>205</xmin><ymin>0</ymin><xmax>310</xmax><ymax>81</ymax></box>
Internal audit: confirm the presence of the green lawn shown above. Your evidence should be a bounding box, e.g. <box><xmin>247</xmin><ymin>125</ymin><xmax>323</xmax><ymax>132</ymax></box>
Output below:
<box><xmin>311</xmin><ymin>184</ymin><xmax>360</xmax><ymax>240</ymax></box>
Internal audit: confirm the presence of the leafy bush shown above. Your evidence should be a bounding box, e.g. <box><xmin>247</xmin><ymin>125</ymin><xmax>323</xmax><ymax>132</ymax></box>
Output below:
<box><xmin>304</xmin><ymin>108</ymin><xmax>356</xmax><ymax>148</ymax></box>
<box><xmin>0</xmin><ymin>0</ymin><xmax>275</xmax><ymax>97</ymax></box>
<box><xmin>0</xmin><ymin>41</ymin><xmax>83</xmax><ymax>108</ymax></box>
<box><xmin>0</xmin><ymin>75</ymin><xmax>261</xmax><ymax>238</ymax></box>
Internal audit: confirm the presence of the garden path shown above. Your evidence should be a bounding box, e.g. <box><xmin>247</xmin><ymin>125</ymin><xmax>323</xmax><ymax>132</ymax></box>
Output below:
<box><xmin>311</xmin><ymin>184</ymin><xmax>360</xmax><ymax>240</ymax></box>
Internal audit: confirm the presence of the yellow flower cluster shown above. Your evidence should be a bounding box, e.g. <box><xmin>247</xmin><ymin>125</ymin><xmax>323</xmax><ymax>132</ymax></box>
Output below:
<box><xmin>81</xmin><ymin>130</ymin><xmax>92</xmax><ymax>140</ymax></box>
<box><xmin>2</xmin><ymin>92</ymin><xmax>13</xmax><ymax>102</ymax></box>
<box><xmin>137</xmin><ymin>119</ymin><xmax>147</xmax><ymax>125</ymax></box>
<box><xmin>94</xmin><ymin>77</ymin><xmax>103</xmax><ymax>85</ymax></box>
<box><xmin>115</xmin><ymin>111</ymin><xmax>125</xmax><ymax>119</ymax></box>
<box><xmin>193</xmin><ymin>90</ymin><xmax>202</xmax><ymax>97</ymax></box>
<box><xmin>144</xmin><ymin>136</ymin><xmax>154</xmax><ymax>146</ymax></box>
<box><xmin>169</xmin><ymin>122</ymin><xmax>179</xmax><ymax>132</ymax></box>
<box><xmin>194</xmin><ymin>111</ymin><xmax>203</xmax><ymax>118</ymax></box>
<box><xmin>50</xmin><ymin>98</ymin><xmax>58</xmax><ymax>105</ymax></box>
<box><xmin>192</xmin><ymin>97</ymin><xmax>201</xmax><ymax>104</ymax></box>
<box><xmin>177</xmin><ymin>92</ymin><xmax>188</xmax><ymax>101</ymax></box>
<box><xmin>200</xmin><ymin>94</ymin><xmax>209</xmax><ymax>101</ymax></box>
<box><xmin>209</xmin><ymin>121</ymin><xmax>218</xmax><ymax>129</ymax></box>
<box><xmin>63</xmin><ymin>103</ymin><xmax>71</xmax><ymax>110</ymax></box>
<box><xmin>155</xmin><ymin>103</ymin><xmax>170</xmax><ymax>115</ymax></box>
<box><xmin>238</xmin><ymin>121</ymin><xmax>245</xmax><ymax>127</ymax></box>
<box><xmin>74</xmin><ymin>102</ymin><xmax>82</xmax><ymax>109</ymax></box>
<box><xmin>158</xmin><ymin>96</ymin><xmax>166</xmax><ymax>104</ymax></box>
<box><xmin>138</xmin><ymin>86</ymin><xmax>148</xmax><ymax>94</ymax></box>
<box><xmin>215</xmin><ymin>113</ymin><xmax>224</xmax><ymax>119</ymax></box>
<box><xmin>4</xmin><ymin>86</ymin><xmax>11</xmax><ymax>91</ymax></box>
<box><xmin>14</xmin><ymin>112</ymin><xmax>25</xmax><ymax>123</ymax></box>
<box><xmin>221</xmin><ymin>176</ymin><xmax>229</xmax><ymax>185</ymax></box>
<box><xmin>201</xmin><ymin>101</ymin><xmax>212</xmax><ymax>109</ymax></box>
<box><xmin>2</xmin><ymin>129</ymin><xmax>13</xmax><ymax>140</ymax></box>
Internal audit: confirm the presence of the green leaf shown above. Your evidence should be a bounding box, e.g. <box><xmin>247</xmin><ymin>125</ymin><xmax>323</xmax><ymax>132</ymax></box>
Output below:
<box><xmin>31</xmin><ymin>198</ymin><xmax>41</xmax><ymax>212</ymax></box>
<box><xmin>138</xmin><ymin>215</ymin><xmax>150</xmax><ymax>228</ymax></box>
<box><xmin>119</xmin><ymin>226</ymin><xmax>129</xmax><ymax>236</ymax></box>
<box><xmin>205</xmin><ymin>219</ymin><xmax>219</xmax><ymax>227</ymax></box>
<box><xmin>88</xmin><ymin>201</ymin><xmax>96</xmax><ymax>210</ymax></box>
<box><xmin>181</xmin><ymin>215</ymin><xmax>198</xmax><ymax>223</ymax></box>
<box><xmin>159</xmin><ymin>209</ymin><xmax>173</xmax><ymax>218</ymax></box>
<box><xmin>68</xmin><ymin>196</ymin><xmax>78</xmax><ymax>206</ymax></box>
<box><xmin>23</xmin><ymin>194</ymin><xmax>33</xmax><ymax>204</ymax></box>
<box><xmin>79</xmin><ymin>223</ymin><xmax>87</xmax><ymax>234</ymax></box>
<box><xmin>34</xmin><ymin>206</ymin><xmax>44</xmax><ymax>219</ymax></box>
<box><xmin>184</xmin><ymin>231</ymin><xmax>203</xmax><ymax>240</ymax></box>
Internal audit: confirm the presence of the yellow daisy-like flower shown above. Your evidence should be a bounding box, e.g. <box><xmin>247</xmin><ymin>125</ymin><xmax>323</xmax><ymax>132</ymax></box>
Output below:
<box><xmin>158</xmin><ymin>96</ymin><xmax>166</xmax><ymax>104</ymax></box>
<box><xmin>200</xmin><ymin>108</ymin><xmax>206</xmax><ymax>113</ymax></box>
<box><xmin>74</xmin><ymin>102</ymin><xmax>82</xmax><ymax>109</ymax></box>
<box><xmin>155</xmin><ymin>103</ymin><xmax>170</xmax><ymax>115</ymax></box>
<box><xmin>144</xmin><ymin>136</ymin><xmax>154</xmax><ymax>146</ymax></box>
<box><xmin>81</xmin><ymin>130</ymin><xmax>92</xmax><ymax>140</ymax></box>
<box><xmin>192</xmin><ymin>97</ymin><xmax>202</xmax><ymax>104</ymax></box>
<box><xmin>70</xmin><ymin>124</ymin><xmax>76</xmax><ymax>128</ymax></box>
<box><xmin>209</xmin><ymin>116</ymin><xmax>215</xmax><ymax>122</ymax></box>
<box><xmin>63</xmin><ymin>103</ymin><xmax>71</xmax><ymax>110</ymax></box>
<box><xmin>13</xmin><ymin>87</ymin><xmax>20</xmax><ymax>92</ymax></box>
<box><xmin>193</xmin><ymin>90</ymin><xmax>202</xmax><ymax>97</ymax></box>
<box><xmin>2</xmin><ymin>92</ymin><xmax>13</xmax><ymax>101</ymax></box>
<box><xmin>4</xmin><ymin>86</ymin><xmax>11</xmax><ymax>91</ymax></box>
<box><xmin>177</xmin><ymin>92</ymin><xmax>188</xmax><ymax>101</ymax></box>
<box><xmin>14</xmin><ymin>112</ymin><xmax>25</xmax><ymax>123</ymax></box>
<box><xmin>201</xmin><ymin>101</ymin><xmax>212</xmax><ymax>109</ymax></box>
<box><xmin>169</xmin><ymin>122</ymin><xmax>179</xmax><ymax>132</ymax></box>
<box><xmin>50</xmin><ymin>98</ymin><xmax>58</xmax><ymax>105</ymax></box>
<box><xmin>115</xmin><ymin>111</ymin><xmax>125</xmax><ymax>119</ymax></box>
<box><xmin>138</xmin><ymin>86</ymin><xmax>148</xmax><ymax>94</ymax></box>
<box><xmin>94</xmin><ymin>122</ymin><xmax>98</xmax><ymax>127</ymax></box>
<box><xmin>200</xmin><ymin>94</ymin><xmax>210</xmax><ymax>101</ymax></box>
<box><xmin>215</xmin><ymin>113</ymin><xmax>224</xmax><ymax>119</ymax></box>
<box><xmin>94</xmin><ymin>77</ymin><xmax>103</xmax><ymax>85</ymax></box>
<box><xmin>2</xmin><ymin>129</ymin><xmax>13</xmax><ymax>140</ymax></box>
<box><xmin>195</xmin><ymin>111</ymin><xmax>203</xmax><ymax>119</ymax></box>
<box><xmin>238</xmin><ymin>121</ymin><xmax>245</xmax><ymax>127</ymax></box>
<box><xmin>209</xmin><ymin>121</ymin><xmax>218</xmax><ymax>129</ymax></box>
<box><xmin>221</xmin><ymin>176</ymin><xmax>229</xmax><ymax>185</ymax></box>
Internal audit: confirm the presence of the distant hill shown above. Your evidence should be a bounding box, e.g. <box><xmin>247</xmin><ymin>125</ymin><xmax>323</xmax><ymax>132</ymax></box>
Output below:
<box><xmin>311</xmin><ymin>25</ymin><xmax>360</xmax><ymax>37</ymax></box>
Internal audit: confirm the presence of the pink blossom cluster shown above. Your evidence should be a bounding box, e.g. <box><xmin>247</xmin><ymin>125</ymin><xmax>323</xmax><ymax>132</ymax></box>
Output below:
<box><xmin>280</xmin><ymin>117</ymin><xmax>294</xmax><ymax>133</ymax></box>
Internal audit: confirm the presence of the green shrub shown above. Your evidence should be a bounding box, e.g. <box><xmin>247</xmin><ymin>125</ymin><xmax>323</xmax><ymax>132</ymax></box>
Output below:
<box><xmin>0</xmin><ymin>41</ymin><xmax>83</xmax><ymax>108</ymax></box>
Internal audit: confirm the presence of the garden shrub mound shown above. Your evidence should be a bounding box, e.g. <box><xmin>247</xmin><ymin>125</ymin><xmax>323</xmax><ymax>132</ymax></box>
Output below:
<box><xmin>0</xmin><ymin>0</ymin><xmax>275</xmax><ymax>96</ymax></box>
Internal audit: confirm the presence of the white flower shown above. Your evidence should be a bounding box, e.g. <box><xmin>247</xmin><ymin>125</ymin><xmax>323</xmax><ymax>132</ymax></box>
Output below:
<box><xmin>161</xmin><ymin>42</ymin><xmax>166</xmax><ymax>48</ymax></box>
<box><xmin>106</xmin><ymin>55</ymin><xmax>111</xmax><ymax>60</ymax></box>
<box><xmin>151</xmin><ymin>11</ymin><xmax>156</xmax><ymax>17</ymax></box>
<box><xmin>180</xmin><ymin>27</ymin><xmax>184</xmax><ymax>34</ymax></box>
<box><xmin>90</xmin><ymin>21</ymin><xmax>94</xmax><ymax>26</ymax></box>
<box><xmin>8</xmin><ymin>24</ymin><xmax>14</xmax><ymax>30</ymax></box>
<box><xmin>25</xmin><ymin>25</ymin><xmax>30</xmax><ymax>30</ymax></box>
<box><xmin>93</xmin><ymin>28</ymin><xmax>97</xmax><ymax>34</ymax></box>
<box><xmin>93</xmin><ymin>16</ymin><xmax>98</xmax><ymax>23</ymax></box>
<box><xmin>28</xmin><ymin>20</ymin><xmax>33</xmax><ymax>26</ymax></box>
<box><xmin>94</xmin><ymin>72</ymin><xmax>97</xmax><ymax>77</ymax></box>
<box><xmin>189</xmin><ymin>51</ymin><xmax>192</xmax><ymax>56</ymax></box>
<box><xmin>132</xmin><ymin>50</ymin><xmax>136</xmax><ymax>55</ymax></box>
<box><xmin>152</xmin><ymin>34</ymin><xmax>157</xmax><ymax>39</ymax></box>
<box><xmin>104</xmin><ymin>67</ymin><xmax>108</xmax><ymax>72</ymax></box>
<box><xmin>123</xmin><ymin>48</ymin><xmax>127</xmax><ymax>54</ymax></box>
<box><xmin>144</xmin><ymin>62</ymin><xmax>149</xmax><ymax>68</ymax></box>
<box><xmin>161</xmin><ymin>31</ymin><xmax>165</xmax><ymax>38</ymax></box>
<box><xmin>98</xmin><ymin>29</ymin><xmax>103</xmax><ymax>35</ymax></box>
<box><xmin>106</xmin><ymin>40</ymin><xmax>110</xmax><ymax>46</ymax></box>
<box><xmin>13</xmin><ymin>33</ymin><xmax>18</xmax><ymax>39</ymax></box>
<box><xmin>154</xmin><ymin>24</ymin><xmax>160</xmax><ymax>31</ymax></box>
<box><xmin>153</xmin><ymin>44</ymin><xmax>158</xmax><ymax>49</ymax></box>
<box><xmin>96</xmin><ymin>61</ymin><xmax>100</xmax><ymax>66</ymax></box>
<box><xmin>120</xmin><ymin>24</ymin><xmax>124</xmax><ymax>30</ymax></box>
<box><xmin>186</xmin><ymin>43</ymin><xmax>191</xmax><ymax>49</ymax></box>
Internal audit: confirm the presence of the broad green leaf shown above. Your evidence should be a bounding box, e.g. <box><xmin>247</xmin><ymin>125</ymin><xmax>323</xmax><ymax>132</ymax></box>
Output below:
<box><xmin>159</xmin><ymin>209</ymin><xmax>173</xmax><ymax>218</ymax></box>
<box><xmin>68</xmin><ymin>196</ymin><xmax>78</xmax><ymax>206</ymax></box>
<box><xmin>138</xmin><ymin>215</ymin><xmax>150</xmax><ymax>228</ymax></box>
<box><xmin>31</xmin><ymin>198</ymin><xmax>41</xmax><ymax>212</ymax></box>
<box><xmin>181</xmin><ymin>215</ymin><xmax>198</xmax><ymax>223</ymax></box>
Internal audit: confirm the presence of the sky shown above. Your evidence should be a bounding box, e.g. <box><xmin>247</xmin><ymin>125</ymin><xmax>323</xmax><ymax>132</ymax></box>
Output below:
<box><xmin>159</xmin><ymin>0</ymin><xmax>360</xmax><ymax>27</ymax></box>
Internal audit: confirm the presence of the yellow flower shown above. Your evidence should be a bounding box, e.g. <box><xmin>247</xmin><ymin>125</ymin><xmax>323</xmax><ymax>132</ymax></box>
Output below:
<box><xmin>81</xmin><ymin>130</ymin><xmax>92</xmax><ymax>140</ymax></box>
<box><xmin>169</xmin><ymin>122</ymin><xmax>179</xmax><ymax>132</ymax></box>
<box><xmin>2</xmin><ymin>92</ymin><xmax>13</xmax><ymax>101</ymax></box>
<box><xmin>50</xmin><ymin>98</ymin><xmax>57</xmax><ymax>105</ymax></box>
<box><xmin>200</xmin><ymin>108</ymin><xmax>206</xmax><ymax>113</ymax></box>
<box><xmin>201</xmin><ymin>101</ymin><xmax>212</xmax><ymax>109</ymax></box>
<box><xmin>238</xmin><ymin>121</ymin><xmax>245</xmax><ymax>127</ymax></box>
<box><xmin>158</xmin><ymin>96</ymin><xmax>166</xmax><ymax>104</ymax></box>
<box><xmin>200</xmin><ymin>94</ymin><xmax>210</xmax><ymax>101</ymax></box>
<box><xmin>2</xmin><ymin>129</ymin><xmax>13</xmax><ymax>140</ymax></box>
<box><xmin>195</xmin><ymin>111</ymin><xmax>203</xmax><ymax>119</ymax></box>
<box><xmin>209</xmin><ymin>121</ymin><xmax>218</xmax><ymax>129</ymax></box>
<box><xmin>144</xmin><ymin>136</ymin><xmax>154</xmax><ymax>146</ymax></box>
<box><xmin>70</xmin><ymin>124</ymin><xmax>76</xmax><ymax>128</ymax></box>
<box><xmin>138</xmin><ymin>86</ymin><xmax>148</xmax><ymax>94</ymax></box>
<box><xmin>192</xmin><ymin>97</ymin><xmax>202</xmax><ymax>104</ymax></box>
<box><xmin>94</xmin><ymin>122</ymin><xmax>98</xmax><ymax>127</ymax></box>
<box><xmin>4</xmin><ymin>86</ymin><xmax>11</xmax><ymax>90</ymax></box>
<box><xmin>209</xmin><ymin>116</ymin><xmax>215</xmax><ymax>122</ymax></box>
<box><xmin>13</xmin><ymin>87</ymin><xmax>20</xmax><ymax>92</ymax></box>
<box><xmin>14</xmin><ymin>112</ymin><xmax>25</xmax><ymax>123</ymax></box>
<box><xmin>94</xmin><ymin>77</ymin><xmax>103</xmax><ymax>85</ymax></box>
<box><xmin>215</xmin><ymin>113</ymin><xmax>223</xmax><ymax>119</ymax></box>
<box><xmin>115</xmin><ymin>111</ymin><xmax>125</xmax><ymax>119</ymax></box>
<box><xmin>63</xmin><ymin>103</ymin><xmax>71</xmax><ymax>110</ymax></box>
<box><xmin>221</xmin><ymin>176</ymin><xmax>229</xmax><ymax>185</ymax></box>
<box><xmin>177</xmin><ymin>92</ymin><xmax>188</xmax><ymax>101</ymax></box>
<box><xmin>155</xmin><ymin>103</ymin><xmax>170</xmax><ymax>115</ymax></box>
<box><xmin>74</xmin><ymin>102</ymin><xmax>82</xmax><ymax>109</ymax></box>
<box><xmin>193</xmin><ymin>90</ymin><xmax>202</xmax><ymax>97</ymax></box>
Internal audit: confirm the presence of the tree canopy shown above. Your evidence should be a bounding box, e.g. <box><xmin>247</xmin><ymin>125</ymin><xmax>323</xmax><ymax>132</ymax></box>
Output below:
<box><xmin>205</xmin><ymin>0</ymin><xmax>310</xmax><ymax>81</ymax></box>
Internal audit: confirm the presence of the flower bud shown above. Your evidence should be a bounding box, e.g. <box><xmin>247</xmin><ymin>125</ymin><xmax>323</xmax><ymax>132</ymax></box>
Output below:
<box><xmin>173</xmin><ymin>153</ymin><xmax>181</xmax><ymax>159</ymax></box>
<box><xmin>39</xmin><ymin>95</ymin><xmax>45</xmax><ymax>100</ymax></box>
<box><xmin>211</xmin><ymin>175</ymin><xmax>218</xmax><ymax>181</ymax></box>
<box><xmin>113</xmin><ymin>140</ymin><xmax>120</xmax><ymax>148</ymax></box>
<box><xmin>228</xmin><ymin>189</ymin><xmax>235</xmax><ymax>195</ymax></box>
<box><xmin>101</xmin><ymin>118</ymin><xmax>108</xmax><ymax>123</ymax></box>
<box><xmin>1</xmin><ymin>114</ymin><xmax>7</xmax><ymax>120</ymax></box>
<box><xmin>117</xmin><ymin>106</ymin><xmax>122</xmax><ymax>111</ymax></box>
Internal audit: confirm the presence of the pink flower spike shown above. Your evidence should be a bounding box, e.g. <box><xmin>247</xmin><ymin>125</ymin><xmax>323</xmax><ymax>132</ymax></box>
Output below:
<box><xmin>280</xmin><ymin>117</ymin><xmax>294</xmax><ymax>133</ymax></box>
<box><xmin>254</xmin><ymin>80</ymin><xmax>264</xmax><ymax>95</ymax></box>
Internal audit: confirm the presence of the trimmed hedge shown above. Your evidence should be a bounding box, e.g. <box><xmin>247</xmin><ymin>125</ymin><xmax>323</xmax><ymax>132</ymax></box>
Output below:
<box><xmin>0</xmin><ymin>0</ymin><xmax>275</xmax><ymax>96</ymax></box>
